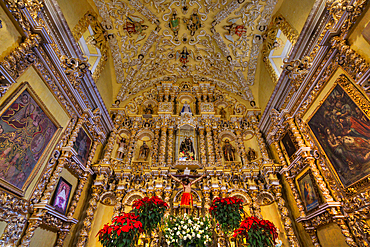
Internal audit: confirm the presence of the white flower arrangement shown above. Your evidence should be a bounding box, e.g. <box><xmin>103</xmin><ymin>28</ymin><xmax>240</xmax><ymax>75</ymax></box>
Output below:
<box><xmin>164</xmin><ymin>214</ymin><xmax>212</xmax><ymax>247</ymax></box>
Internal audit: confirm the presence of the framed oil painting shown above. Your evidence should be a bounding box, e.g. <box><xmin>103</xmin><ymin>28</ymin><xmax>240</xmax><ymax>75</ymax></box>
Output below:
<box><xmin>0</xmin><ymin>83</ymin><xmax>58</xmax><ymax>195</ymax></box>
<box><xmin>280</xmin><ymin>130</ymin><xmax>298</xmax><ymax>160</ymax></box>
<box><xmin>51</xmin><ymin>177</ymin><xmax>72</xmax><ymax>215</ymax></box>
<box><xmin>73</xmin><ymin>128</ymin><xmax>92</xmax><ymax>166</ymax></box>
<box><xmin>297</xmin><ymin>170</ymin><xmax>320</xmax><ymax>212</ymax></box>
<box><xmin>308</xmin><ymin>75</ymin><xmax>370</xmax><ymax>188</ymax></box>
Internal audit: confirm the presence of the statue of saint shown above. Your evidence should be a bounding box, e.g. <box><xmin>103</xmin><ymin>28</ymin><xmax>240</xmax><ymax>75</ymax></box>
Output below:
<box><xmin>143</xmin><ymin>104</ymin><xmax>154</xmax><ymax>114</ymax></box>
<box><xmin>180</xmin><ymin>102</ymin><xmax>192</xmax><ymax>114</ymax></box>
<box><xmin>222</xmin><ymin>139</ymin><xmax>235</xmax><ymax>161</ymax></box>
<box><xmin>116</xmin><ymin>137</ymin><xmax>127</xmax><ymax>160</ymax></box>
<box><xmin>220</xmin><ymin>107</ymin><xmax>226</xmax><ymax>119</ymax></box>
<box><xmin>138</xmin><ymin>141</ymin><xmax>150</xmax><ymax>160</ymax></box>
<box><xmin>246</xmin><ymin>147</ymin><xmax>257</xmax><ymax>161</ymax></box>
<box><xmin>169</xmin><ymin>174</ymin><xmax>206</xmax><ymax>214</ymax></box>
<box><xmin>179</xmin><ymin>137</ymin><xmax>195</xmax><ymax>161</ymax></box>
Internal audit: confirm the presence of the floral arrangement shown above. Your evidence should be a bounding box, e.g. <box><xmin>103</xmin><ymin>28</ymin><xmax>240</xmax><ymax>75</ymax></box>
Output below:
<box><xmin>209</xmin><ymin>197</ymin><xmax>244</xmax><ymax>234</ymax></box>
<box><xmin>96</xmin><ymin>212</ymin><xmax>143</xmax><ymax>247</ymax></box>
<box><xmin>233</xmin><ymin>216</ymin><xmax>278</xmax><ymax>247</ymax></box>
<box><xmin>164</xmin><ymin>213</ymin><xmax>212</xmax><ymax>247</ymax></box>
<box><xmin>132</xmin><ymin>196</ymin><xmax>169</xmax><ymax>234</ymax></box>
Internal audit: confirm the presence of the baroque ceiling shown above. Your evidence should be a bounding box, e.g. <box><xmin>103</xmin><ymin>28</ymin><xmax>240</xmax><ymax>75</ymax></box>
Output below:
<box><xmin>92</xmin><ymin>0</ymin><xmax>279</xmax><ymax>102</ymax></box>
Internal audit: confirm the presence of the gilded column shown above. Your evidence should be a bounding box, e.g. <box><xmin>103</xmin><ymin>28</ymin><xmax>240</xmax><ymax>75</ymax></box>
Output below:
<box><xmin>253</xmin><ymin>123</ymin><xmax>272</xmax><ymax>163</ymax></box>
<box><xmin>66</xmin><ymin>172</ymin><xmax>89</xmax><ymax>218</ymax></box>
<box><xmin>306</xmin><ymin>229</ymin><xmax>321</xmax><ymax>247</ymax></box>
<box><xmin>235</xmin><ymin>129</ymin><xmax>247</xmax><ymax>164</ymax></box>
<box><xmin>55</xmin><ymin>228</ymin><xmax>70</xmax><ymax>247</ymax></box>
<box><xmin>272</xmin><ymin>141</ymin><xmax>287</xmax><ymax>168</ymax></box>
<box><xmin>250</xmin><ymin>191</ymin><xmax>263</xmax><ymax>219</ymax></box>
<box><xmin>334</xmin><ymin>218</ymin><xmax>358</xmax><ymax>247</ymax></box>
<box><xmin>159</xmin><ymin>126</ymin><xmax>167</xmax><ymax>166</ymax></box>
<box><xmin>40</xmin><ymin>114</ymin><xmax>87</xmax><ymax>204</ymax></box>
<box><xmin>199</xmin><ymin>128</ymin><xmax>207</xmax><ymax>166</ymax></box>
<box><xmin>76</xmin><ymin>186</ymin><xmax>102</xmax><ymax>247</ymax></box>
<box><xmin>213</xmin><ymin>129</ymin><xmax>221</xmax><ymax>164</ymax></box>
<box><xmin>20</xmin><ymin>218</ymin><xmax>43</xmax><ymax>247</ymax></box>
<box><xmin>113</xmin><ymin>191</ymin><xmax>124</xmax><ymax>219</ymax></box>
<box><xmin>101</xmin><ymin>129</ymin><xmax>117</xmax><ymax>164</ymax></box>
<box><xmin>284</xmin><ymin>170</ymin><xmax>306</xmax><ymax>217</ymax></box>
<box><xmin>272</xmin><ymin>185</ymin><xmax>300</xmax><ymax>247</ymax></box>
<box><xmin>206</xmin><ymin>127</ymin><xmax>215</xmax><ymax>165</ymax></box>
<box><xmin>151</xmin><ymin>128</ymin><xmax>160</xmax><ymax>165</ymax></box>
<box><xmin>167</xmin><ymin>128</ymin><xmax>174</xmax><ymax>166</ymax></box>
<box><xmin>125</xmin><ymin>130</ymin><xmax>137</xmax><ymax>167</ymax></box>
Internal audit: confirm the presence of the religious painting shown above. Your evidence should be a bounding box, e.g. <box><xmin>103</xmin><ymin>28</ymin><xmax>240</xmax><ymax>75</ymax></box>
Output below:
<box><xmin>51</xmin><ymin>177</ymin><xmax>72</xmax><ymax>215</ymax></box>
<box><xmin>73</xmin><ymin>128</ymin><xmax>92</xmax><ymax>166</ymax></box>
<box><xmin>308</xmin><ymin>78</ymin><xmax>370</xmax><ymax>188</ymax></box>
<box><xmin>281</xmin><ymin>130</ymin><xmax>298</xmax><ymax>159</ymax></box>
<box><xmin>297</xmin><ymin>170</ymin><xmax>320</xmax><ymax>212</ymax></box>
<box><xmin>0</xmin><ymin>83</ymin><xmax>58</xmax><ymax>195</ymax></box>
<box><xmin>179</xmin><ymin>136</ymin><xmax>195</xmax><ymax>161</ymax></box>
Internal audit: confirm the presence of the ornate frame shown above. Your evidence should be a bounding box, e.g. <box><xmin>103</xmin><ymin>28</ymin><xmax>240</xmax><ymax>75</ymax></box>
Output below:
<box><xmin>0</xmin><ymin>82</ymin><xmax>61</xmax><ymax>196</ymax></box>
<box><xmin>280</xmin><ymin>129</ymin><xmax>299</xmax><ymax>162</ymax></box>
<box><xmin>307</xmin><ymin>74</ymin><xmax>370</xmax><ymax>193</ymax></box>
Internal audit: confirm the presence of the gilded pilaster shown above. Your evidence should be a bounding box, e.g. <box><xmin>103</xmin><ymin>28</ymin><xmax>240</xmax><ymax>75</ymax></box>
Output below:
<box><xmin>101</xmin><ymin>129</ymin><xmax>117</xmax><ymax>164</ymax></box>
<box><xmin>334</xmin><ymin>218</ymin><xmax>358</xmax><ymax>247</ymax></box>
<box><xmin>213</xmin><ymin>129</ymin><xmax>221</xmax><ymax>164</ymax></box>
<box><xmin>125</xmin><ymin>130</ymin><xmax>137</xmax><ymax>167</ymax></box>
<box><xmin>199</xmin><ymin>128</ymin><xmax>207</xmax><ymax>166</ymax></box>
<box><xmin>20</xmin><ymin>218</ymin><xmax>43</xmax><ymax>247</ymax></box>
<box><xmin>235</xmin><ymin>130</ymin><xmax>247</xmax><ymax>164</ymax></box>
<box><xmin>67</xmin><ymin>172</ymin><xmax>89</xmax><ymax>218</ymax></box>
<box><xmin>250</xmin><ymin>192</ymin><xmax>263</xmax><ymax>219</ymax></box>
<box><xmin>159</xmin><ymin>126</ymin><xmax>167</xmax><ymax>166</ymax></box>
<box><xmin>206</xmin><ymin>127</ymin><xmax>215</xmax><ymax>165</ymax></box>
<box><xmin>55</xmin><ymin>229</ymin><xmax>70</xmax><ymax>247</ymax></box>
<box><xmin>152</xmin><ymin>128</ymin><xmax>160</xmax><ymax>165</ymax></box>
<box><xmin>272</xmin><ymin>141</ymin><xmax>287</xmax><ymax>168</ymax></box>
<box><xmin>253</xmin><ymin>123</ymin><xmax>272</xmax><ymax>164</ymax></box>
<box><xmin>113</xmin><ymin>191</ymin><xmax>124</xmax><ymax>219</ymax></box>
<box><xmin>306</xmin><ymin>229</ymin><xmax>321</xmax><ymax>247</ymax></box>
<box><xmin>167</xmin><ymin>128</ymin><xmax>174</xmax><ymax>166</ymax></box>
<box><xmin>285</xmin><ymin>171</ymin><xmax>306</xmax><ymax>217</ymax></box>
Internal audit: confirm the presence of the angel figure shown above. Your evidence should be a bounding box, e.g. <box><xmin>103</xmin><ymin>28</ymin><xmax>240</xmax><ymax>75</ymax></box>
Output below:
<box><xmin>176</xmin><ymin>47</ymin><xmax>194</xmax><ymax>67</ymax></box>
<box><xmin>123</xmin><ymin>16</ymin><xmax>148</xmax><ymax>42</ymax></box>
<box><xmin>223</xmin><ymin>17</ymin><xmax>247</xmax><ymax>43</ymax></box>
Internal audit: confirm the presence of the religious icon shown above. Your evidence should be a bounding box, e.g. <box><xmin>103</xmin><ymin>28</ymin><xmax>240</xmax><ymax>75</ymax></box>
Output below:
<box><xmin>73</xmin><ymin>128</ymin><xmax>92</xmax><ymax>166</ymax></box>
<box><xmin>179</xmin><ymin>137</ymin><xmax>195</xmax><ymax>161</ymax></box>
<box><xmin>143</xmin><ymin>104</ymin><xmax>154</xmax><ymax>115</ymax></box>
<box><xmin>116</xmin><ymin>137</ymin><xmax>127</xmax><ymax>160</ymax></box>
<box><xmin>123</xmin><ymin>16</ymin><xmax>148</xmax><ymax>42</ymax></box>
<box><xmin>180</xmin><ymin>101</ymin><xmax>192</xmax><ymax>114</ymax></box>
<box><xmin>219</xmin><ymin>107</ymin><xmax>227</xmax><ymax>119</ymax></box>
<box><xmin>169</xmin><ymin>173</ymin><xmax>205</xmax><ymax>214</ymax></box>
<box><xmin>176</xmin><ymin>47</ymin><xmax>194</xmax><ymax>68</ymax></box>
<box><xmin>281</xmin><ymin>131</ymin><xmax>297</xmax><ymax>159</ymax></box>
<box><xmin>223</xmin><ymin>17</ymin><xmax>247</xmax><ymax>43</ymax></box>
<box><xmin>138</xmin><ymin>141</ymin><xmax>150</xmax><ymax>161</ymax></box>
<box><xmin>297</xmin><ymin>171</ymin><xmax>319</xmax><ymax>212</ymax></box>
<box><xmin>169</xmin><ymin>10</ymin><xmax>180</xmax><ymax>41</ymax></box>
<box><xmin>0</xmin><ymin>85</ymin><xmax>58</xmax><ymax>193</ymax></box>
<box><xmin>183</xmin><ymin>9</ymin><xmax>202</xmax><ymax>36</ymax></box>
<box><xmin>246</xmin><ymin>147</ymin><xmax>257</xmax><ymax>161</ymax></box>
<box><xmin>52</xmin><ymin>177</ymin><xmax>72</xmax><ymax>215</ymax></box>
<box><xmin>222</xmin><ymin>139</ymin><xmax>235</xmax><ymax>161</ymax></box>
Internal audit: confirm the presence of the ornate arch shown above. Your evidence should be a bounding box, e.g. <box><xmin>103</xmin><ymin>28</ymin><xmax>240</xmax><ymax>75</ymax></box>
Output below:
<box><xmin>219</xmin><ymin>130</ymin><xmax>237</xmax><ymax>142</ymax></box>
<box><xmin>256</xmin><ymin>191</ymin><xmax>275</xmax><ymax>206</ymax></box>
<box><xmin>136</xmin><ymin>129</ymin><xmax>154</xmax><ymax>141</ymax></box>
<box><xmin>229</xmin><ymin>191</ymin><xmax>251</xmax><ymax>205</ymax></box>
<box><xmin>122</xmin><ymin>191</ymin><xmax>146</xmax><ymax>206</ymax></box>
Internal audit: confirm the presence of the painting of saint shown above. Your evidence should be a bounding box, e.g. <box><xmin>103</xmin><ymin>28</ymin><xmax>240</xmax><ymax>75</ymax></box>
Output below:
<box><xmin>308</xmin><ymin>83</ymin><xmax>370</xmax><ymax>187</ymax></box>
<box><xmin>52</xmin><ymin>177</ymin><xmax>72</xmax><ymax>215</ymax></box>
<box><xmin>179</xmin><ymin>137</ymin><xmax>195</xmax><ymax>161</ymax></box>
<box><xmin>298</xmin><ymin>172</ymin><xmax>319</xmax><ymax>212</ymax></box>
<box><xmin>0</xmin><ymin>87</ymin><xmax>57</xmax><ymax>192</ymax></box>
<box><xmin>281</xmin><ymin>131</ymin><xmax>297</xmax><ymax>159</ymax></box>
<box><xmin>73</xmin><ymin>128</ymin><xmax>92</xmax><ymax>166</ymax></box>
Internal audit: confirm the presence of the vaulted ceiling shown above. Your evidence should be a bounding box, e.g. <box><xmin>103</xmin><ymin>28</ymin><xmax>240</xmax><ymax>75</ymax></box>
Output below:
<box><xmin>91</xmin><ymin>0</ymin><xmax>280</xmax><ymax>103</ymax></box>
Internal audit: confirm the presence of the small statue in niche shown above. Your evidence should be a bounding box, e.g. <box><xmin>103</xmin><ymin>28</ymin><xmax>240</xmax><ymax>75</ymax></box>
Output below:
<box><xmin>183</xmin><ymin>9</ymin><xmax>202</xmax><ymax>36</ymax></box>
<box><xmin>179</xmin><ymin>136</ymin><xmax>195</xmax><ymax>161</ymax></box>
<box><xmin>246</xmin><ymin>147</ymin><xmax>257</xmax><ymax>161</ymax></box>
<box><xmin>138</xmin><ymin>141</ymin><xmax>150</xmax><ymax>160</ymax></box>
<box><xmin>222</xmin><ymin>139</ymin><xmax>235</xmax><ymax>161</ymax></box>
<box><xmin>143</xmin><ymin>104</ymin><xmax>154</xmax><ymax>114</ymax></box>
<box><xmin>180</xmin><ymin>101</ymin><xmax>192</xmax><ymax>114</ymax></box>
<box><xmin>220</xmin><ymin>107</ymin><xmax>227</xmax><ymax>119</ymax></box>
<box><xmin>116</xmin><ymin>137</ymin><xmax>128</xmax><ymax>160</ymax></box>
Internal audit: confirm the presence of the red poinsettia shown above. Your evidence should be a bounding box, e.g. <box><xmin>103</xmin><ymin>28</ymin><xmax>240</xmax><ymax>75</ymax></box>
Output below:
<box><xmin>97</xmin><ymin>212</ymin><xmax>143</xmax><ymax>247</ymax></box>
<box><xmin>233</xmin><ymin>216</ymin><xmax>278</xmax><ymax>247</ymax></box>
<box><xmin>133</xmin><ymin>196</ymin><xmax>168</xmax><ymax>235</ymax></box>
<box><xmin>209</xmin><ymin>197</ymin><xmax>244</xmax><ymax>234</ymax></box>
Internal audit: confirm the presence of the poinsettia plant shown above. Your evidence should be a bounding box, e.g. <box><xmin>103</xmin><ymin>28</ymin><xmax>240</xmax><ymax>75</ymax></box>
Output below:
<box><xmin>233</xmin><ymin>216</ymin><xmax>278</xmax><ymax>247</ymax></box>
<box><xmin>132</xmin><ymin>196</ymin><xmax>169</xmax><ymax>235</ymax></box>
<box><xmin>209</xmin><ymin>197</ymin><xmax>244</xmax><ymax>234</ymax></box>
<box><xmin>96</xmin><ymin>212</ymin><xmax>143</xmax><ymax>247</ymax></box>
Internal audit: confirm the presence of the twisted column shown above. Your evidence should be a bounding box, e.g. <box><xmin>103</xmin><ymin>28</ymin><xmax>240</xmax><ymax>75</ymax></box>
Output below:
<box><xmin>272</xmin><ymin>141</ymin><xmax>287</xmax><ymax>168</ymax></box>
<box><xmin>213</xmin><ymin>129</ymin><xmax>221</xmax><ymax>164</ymax></box>
<box><xmin>285</xmin><ymin>171</ymin><xmax>306</xmax><ymax>217</ymax></box>
<box><xmin>159</xmin><ymin>126</ymin><xmax>167</xmax><ymax>166</ymax></box>
<box><xmin>235</xmin><ymin>130</ymin><xmax>247</xmax><ymax>165</ymax></box>
<box><xmin>167</xmin><ymin>128</ymin><xmax>174</xmax><ymax>166</ymax></box>
<box><xmin>199</xmin><ymin>128</ymin><xmax>207</xmax><ymax>166</ymax></box>
<box><xmin>112</xmin><ymin>191</ymin><xmax>124</xmax><ymax>219</ymax></box>
<box><xmin>273</xmin><ymin>185</ymin><xmax>301</xmax><ymax>247</ymax></box>
<box><xmin>125</xmin><ymin>130</ymin><xmax>137</xmax><ymax>167</ymax></box>
<box><xmin>67</xmin><ymin>172</ymin><xmax>89</xmax><ymax>218</ymax></box>
<box><xmin>55</xmin><ymin>229</ymin><xmax>70</xmax><ymax>247</ymax></box>
<box><xmin>101</xmin><ymin>129</ymin><xmax>117</xmax><ymax>164</ymax></box>
<box><xmin>151</xmin><ymin>128</ymin><xmax>160</xmax><ymax>165</ymax></box>
<box><xmin>20</xmin><ymin>218</ymin><xmax>43</xmax><ymax>247</ymax></box>
<box><xmin>206</xmin><ymin>127</ymin><xmax>215</xmax><ymax>165</ymax></box>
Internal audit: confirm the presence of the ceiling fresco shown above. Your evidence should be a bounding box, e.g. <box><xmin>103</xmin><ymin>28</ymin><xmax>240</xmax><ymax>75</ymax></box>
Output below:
<box><xmin>92</xmin><ymin>0</ymin><xmax>279</xmax><ymax>102</ymax></box>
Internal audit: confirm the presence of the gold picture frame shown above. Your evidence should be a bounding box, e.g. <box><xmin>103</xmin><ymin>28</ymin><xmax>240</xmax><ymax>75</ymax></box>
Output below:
<box><xmin>307</xmin><ymin>74</ymin><xmax>370</xmax><ymax>193</ymax></box>
<box><xmin>0</xmin><ymin>82</ymin><xmax>61</xmax><ymax>196</ymax></box>
<box><xmin>280</xmin><ymin>129</ymin><xmax>299</xmax><ymax>162</ymax></box>
<box><xmin>296</xmin><ymin>169</ymin><xmax>322</xmax><ymax>212</ymax></box>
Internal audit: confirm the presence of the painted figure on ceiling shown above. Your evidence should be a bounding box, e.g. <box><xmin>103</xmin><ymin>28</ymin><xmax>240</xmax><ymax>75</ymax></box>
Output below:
<box><xmin>123</xmin><ymin>16</ymin><xmax>148</xmax><ymax>42</ymax></box>
<box><xmin>176</xmin><ymin>47</ymin><xmax>194</xmax><ymax>67</ymax></box>
<box><xmin>223</xmin><ymin>17</ymin><xmax>247</xmax><ymax>43</ymax></box>
<box><xmin>169</xmin><ymin>10</ymin><xmax>180</xmax><ymax>40</ymax></box>
<box><xmin>183</xmin><ymin>9</ymin><xmax>202</xmax><ymax>36</ymax></box>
